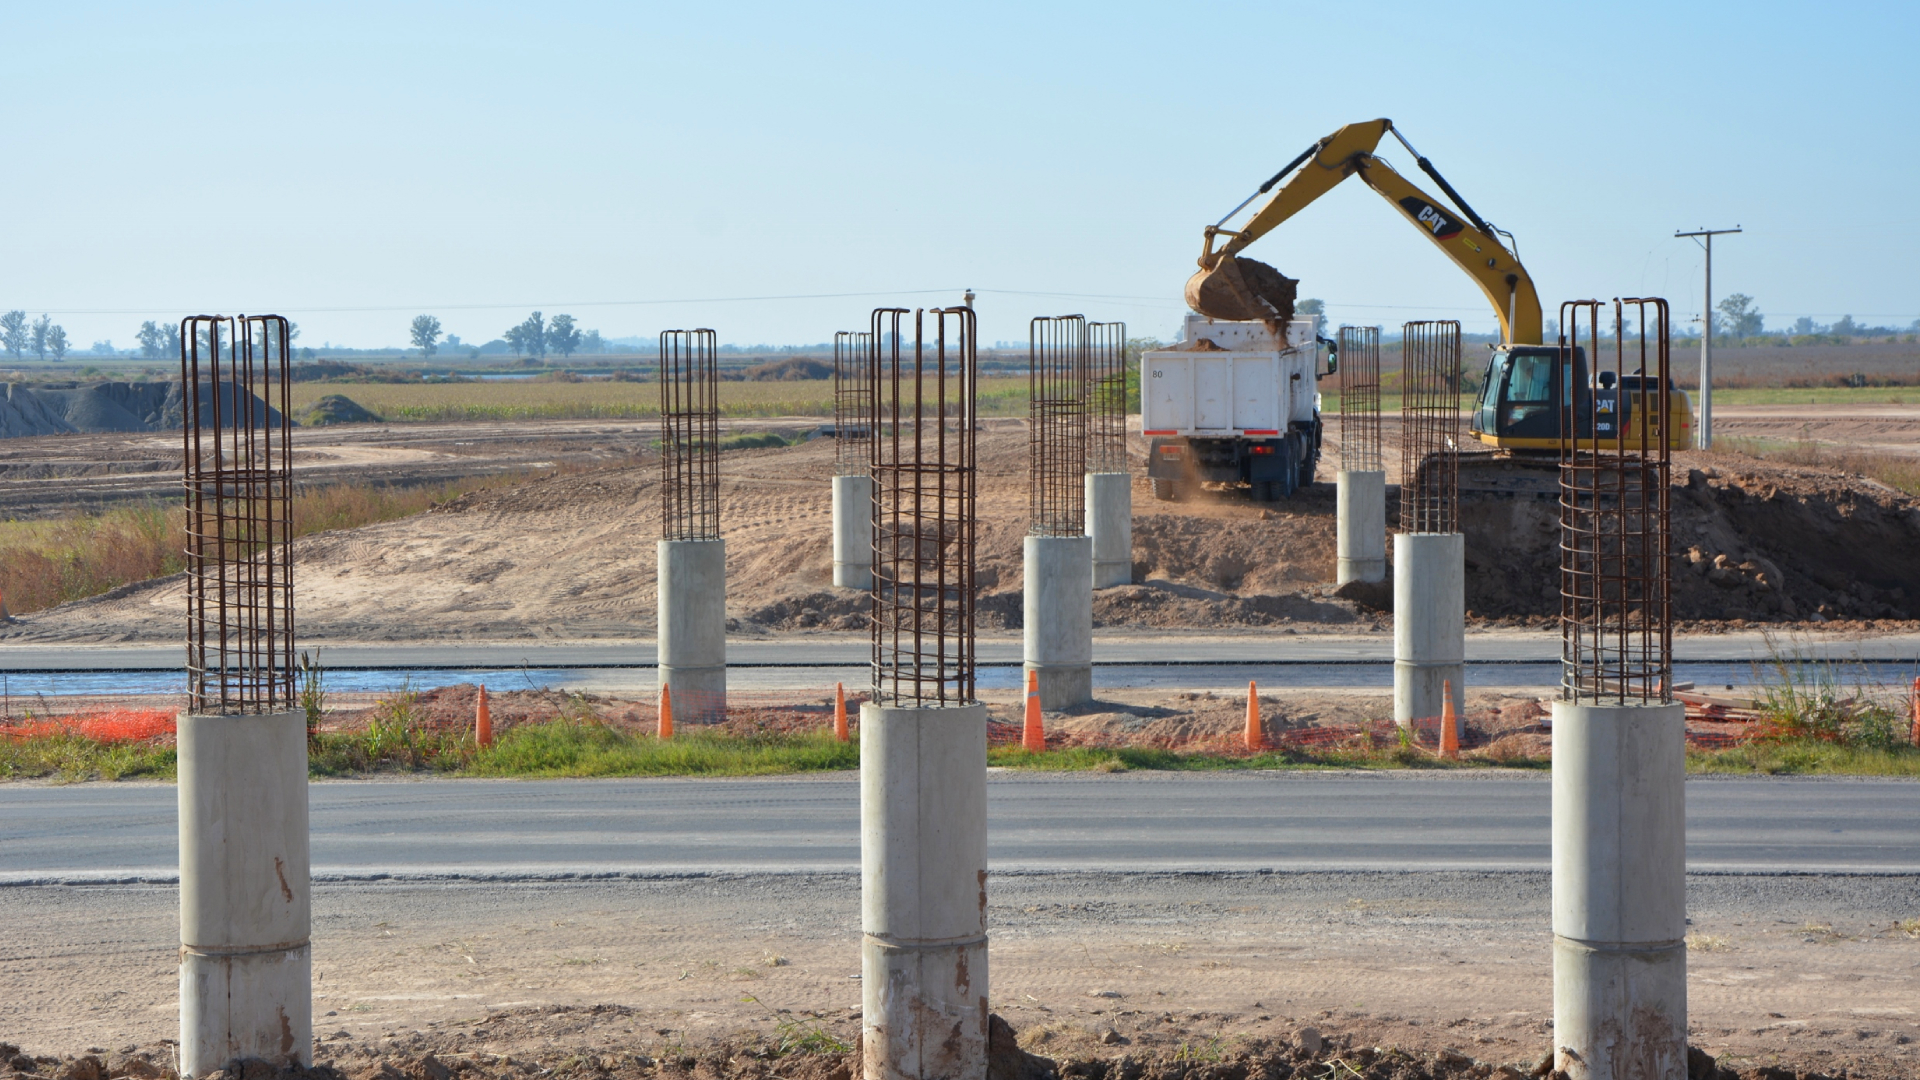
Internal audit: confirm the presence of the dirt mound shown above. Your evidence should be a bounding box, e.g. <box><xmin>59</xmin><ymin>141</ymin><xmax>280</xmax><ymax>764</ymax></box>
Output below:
<box><xmin>305</xmin><ymin>393</ymin><xmax>379</xmax><ymax>425</ymax></box>
<box><xmin>1456</xmin><ymin>455</ymin><xmax>1920</xmax><ymax>625</ymax></box>
<box><xmin>747</xmin><ymin>590</ymin><xmax>869</xmax><ymax>631</ymax></box>
<box><xmin>0</xmin><ymin>383</ymin><xmax>75</xmax><ymax>437</ymax></box>
<box><xmin>731</xmin><ymin>356</ymin><xmax>832</xmax><ymax>381</ymax></box>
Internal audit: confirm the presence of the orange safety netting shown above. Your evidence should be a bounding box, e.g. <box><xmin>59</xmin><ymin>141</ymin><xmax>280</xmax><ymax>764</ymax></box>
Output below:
<box><xmin>1</xmin><ymin>708</ymin><xmax>179</xmax><ymax>744</ymax></box>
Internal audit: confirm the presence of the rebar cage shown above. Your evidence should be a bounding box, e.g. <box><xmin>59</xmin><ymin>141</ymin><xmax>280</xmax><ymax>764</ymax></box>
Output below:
<box><xmin>870</xmin><ymin>307</ymin><xmax>978</xmax><ymax>707</ymax></box>
<box><xmin>1029</xmin><ymin>315</ymin><xmax>1088</xmax><ymax>536</ymax></box>
<box><xmin>182</xmin><ymin>315</ymin><xmax>295</xmax><ymax>715</ymax></box>
<box><xmin>1087</xmin><ymin>320</ymin><xmax>1128</xmax><ymax>474</ymax></box>
<box><xmin>1337</xmin><ymin>325</ymin><xmax>1383</xmax><ymax>473</ymax></box>
<box><xmin>660</xmin><ymin>329</ymin><xmax>720</xmax><ymax>540</ymax></box>
<box><xmin>833</xmin><ymin>330</ymin><xmax>873</xmax><ymax>476</ymax></box>
<box><xmin>1559</xmin><ymin>298</ymin><xmax>1673</xmax><ymax>704</ymax></box>
<box><xmin>1399</xmin><ymin>320</ymin><xmax>1462</xmax><ymax>533</ymax></box>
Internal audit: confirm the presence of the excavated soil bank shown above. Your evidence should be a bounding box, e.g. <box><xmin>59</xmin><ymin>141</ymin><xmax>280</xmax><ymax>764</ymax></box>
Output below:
<box><xmin>1447</xmin><ymin>458</ymin><xmax>1920</xmax><ymax>626</ymax></box>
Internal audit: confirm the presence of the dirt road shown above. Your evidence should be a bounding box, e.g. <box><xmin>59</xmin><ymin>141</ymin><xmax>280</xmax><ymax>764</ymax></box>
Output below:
<box><xmin>5</xmin><ymin>872</ymin><xmax>1915</xmax><ymax>1077</ymax></box>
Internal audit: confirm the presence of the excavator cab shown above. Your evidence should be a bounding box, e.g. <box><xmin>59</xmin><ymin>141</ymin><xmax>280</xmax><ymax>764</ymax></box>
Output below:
<box><xmin>1472</xmin><ymin>345</ymin><xmax>1692</xmax><ymax>453</ymax></box>
<box><xmin>1472</xmin><ymin>345</ymin><xmax>1581</xmax><ymax>452</ymax></box>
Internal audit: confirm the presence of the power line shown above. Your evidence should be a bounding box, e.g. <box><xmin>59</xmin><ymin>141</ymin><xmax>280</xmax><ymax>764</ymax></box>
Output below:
<box><xmin>20</xmin><ymin>288</ymin><xmax>968</xmax><ymax>317</ymax></box>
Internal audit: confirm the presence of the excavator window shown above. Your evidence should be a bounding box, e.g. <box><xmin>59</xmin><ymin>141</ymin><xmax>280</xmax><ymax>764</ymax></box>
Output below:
<box><xmin>1502</xmin><ymin>350</ymin><xmax>1556</xmax><ymax>436</ymax></box>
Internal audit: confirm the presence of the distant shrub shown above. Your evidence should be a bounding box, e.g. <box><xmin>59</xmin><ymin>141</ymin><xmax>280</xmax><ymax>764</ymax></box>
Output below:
<box><xmin>721</xmin><ymin>431</ymin><xmax>789</xmax><ymax>451</ymax></box>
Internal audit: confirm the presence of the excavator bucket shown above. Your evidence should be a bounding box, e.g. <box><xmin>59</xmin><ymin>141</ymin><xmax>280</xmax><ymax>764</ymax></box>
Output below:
<box><xmin>1184</xmin><ymin>256</ymin><xmax>1298</xmax><ymax>325</ymax></box>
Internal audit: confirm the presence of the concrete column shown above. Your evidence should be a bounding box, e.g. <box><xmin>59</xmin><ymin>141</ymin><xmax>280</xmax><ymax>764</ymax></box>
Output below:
<box><xmin>658</xmin><ymin>538</ymin><xmax>726</xmax><ymax>722</ymax></box>
<box><xmin>1336</xmin><ymin>470</ymin><xmax>1386</xmax><ymax>584</ymax></box>
<box><xmin>178</xmin><ymin>711</ymin><xmax>310</xmax><ymax>1077</ymax></box>
<box><xmin>1085</xmin><ymin>472</ymin><xmax>1132</xmax><ymax>589</ymax></box>
<box><xmin>1393</xmin><ymin>532</ymin><xmax>1464</xmax><ymax>726</ymax></box>
<box><xmin>833</xmin><ymin>473</ymin><xmax>874</xmax><ymax>591</ymax></box>
<box><xmin>860</xmin><ymin>701</ymin><xmax>989</xmax><ymax>1080</ymax></box>
<box><xmin>1551</xmin><ymin>700</ymin><xmax>1688</xmax><ymax>1080</ymax></box>
<box><xmin>1023</xmin><ymin>535</ymin><xmax>1093</xmax><ymax>709</ymax></box>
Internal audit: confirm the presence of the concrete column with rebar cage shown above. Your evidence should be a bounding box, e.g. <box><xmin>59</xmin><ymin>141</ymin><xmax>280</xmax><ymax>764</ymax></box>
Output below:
<box><xmin>833</xmin><ymin>330</ymin><xmax>875</xmax><ymax>590</ymax></box>
<box><xmin>1085</xmin><ymin>320</ymin><xmax>1131</xmax><ymax>589</ymax></box>
<box><xmin>657</xmin><ymin>329</ymin><xmax>725</xmax><ymax>722</ymax></box>
<box><xmin>860</xmin><ymin>306</ymin><xmax>988</xmax><ymax>1080</ymax></box>
<box><xmin>1336</xmin><ymin>326</ymin><xmax>1386</xmax><ymax>585</ymax></box>
<box><xmin>1025</xmin><ymin>315</ymin><xmax>1093</xmax><ymax>709</ymax></box>
<box><xmin>1393</xmin><ymin>321</ymin><xmax>1465</xmax><ymax>729</ymax></box>
<box><xmin>176</xmin><ymin>315</ymin><xmax>311</xmax><ymax>1078</ymax></box>
<box><xmin>1551</xmin><ymin>298</ymin><xmax>1686</xmax><ymax>1080</ymax></box>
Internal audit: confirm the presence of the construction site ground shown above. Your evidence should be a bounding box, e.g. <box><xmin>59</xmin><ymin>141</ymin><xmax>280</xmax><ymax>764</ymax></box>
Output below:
<box><xmin>5</xmin><ymin>870</ymin><xmax>1917</xmax><ymax>1079</ymax></box>
<box><xmin>5</xmin><ymin>407</ymin><xmax>1920</xmax><ymax>1079</ymax></box>
<box><xmin>6</xmin><ymin>403</ymin><xmax>1920</xmax><ymax>647</ymax></box>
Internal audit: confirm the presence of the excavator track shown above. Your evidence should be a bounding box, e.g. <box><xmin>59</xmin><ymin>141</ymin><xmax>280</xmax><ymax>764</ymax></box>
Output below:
<box><xmin>1456</xmin><ymin>448</ymin><xmax>1560</xmax><ymax>498</ymax></box>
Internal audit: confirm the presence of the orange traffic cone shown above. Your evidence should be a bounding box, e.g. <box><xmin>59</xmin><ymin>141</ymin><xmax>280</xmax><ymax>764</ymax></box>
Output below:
<box><xmin>658</xmin><ymin>684</ymin><xmax>675</xmax><ymax>740</ymax></box>
<box><xmin>1439</xmin><ymin>679</ymin><xmax>1459</xmax><ymax>760</ymax></box>
<box><xmin>834</xmin><ymin>682</ymin><xmax>849</xmax><ymax>742</ymax></box>
<box><xmin>476</xmin><ymin>684</ymin><xmax>493</xmax><ymax>748</ymax></box>
<box><xmin>1245</xmin><ymin>680</ymin><xmax>1267</xmax><ymax>751</ymax></box>
<box><xmin>1023</xmin><ymin>669</ymin><xmax>1045</xmax><ymax>752</ymax></box>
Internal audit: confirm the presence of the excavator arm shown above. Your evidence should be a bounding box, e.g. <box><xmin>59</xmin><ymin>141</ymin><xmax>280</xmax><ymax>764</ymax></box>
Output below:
<box><xmin>1198</xmin><ymin>119</ymin><xmax>1543</xmax><ymax>346</ymax></box>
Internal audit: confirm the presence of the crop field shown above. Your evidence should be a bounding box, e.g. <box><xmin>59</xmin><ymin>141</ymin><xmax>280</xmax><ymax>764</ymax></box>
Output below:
<box><xmin>289</xmin><ymin>376</ymin><xmax>1035</xmax><ymax>421</ymax></box>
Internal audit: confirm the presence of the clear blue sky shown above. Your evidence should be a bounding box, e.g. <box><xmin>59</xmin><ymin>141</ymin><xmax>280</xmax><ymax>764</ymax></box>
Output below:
<box><xmin>4</xmin><ymin>1</ymin><xmax>1915</xmax><ymax>352</ymax></box>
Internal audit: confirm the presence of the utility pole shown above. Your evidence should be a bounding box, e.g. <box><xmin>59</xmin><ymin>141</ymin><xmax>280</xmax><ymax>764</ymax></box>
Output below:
<box><xmin>1675</xmin><ymin>226</ymin><xmax>1741</xmax><ymax>449</ymax></box>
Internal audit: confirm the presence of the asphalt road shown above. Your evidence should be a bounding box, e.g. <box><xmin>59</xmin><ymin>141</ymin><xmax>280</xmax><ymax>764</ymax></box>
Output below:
<box><xmin>4</xmin><ymin>773</ymin><xmax>1916</xmax><ymax>882</ymax></box>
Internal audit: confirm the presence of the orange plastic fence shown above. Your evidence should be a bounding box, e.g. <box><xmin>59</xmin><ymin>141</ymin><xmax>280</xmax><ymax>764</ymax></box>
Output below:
<box><xmin>2</xmin><ymin>708</ymin><xmax>178</xmax><ymax>744</ymax></box>
<box><xmin>3</xmin><ymin>685</ymin><xmax>1906</xmax><ymax>755</ymax></box>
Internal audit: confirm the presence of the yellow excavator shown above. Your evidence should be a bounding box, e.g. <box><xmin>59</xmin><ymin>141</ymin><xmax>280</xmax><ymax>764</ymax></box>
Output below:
<box><xmin>1187</xmin><ymin>118</ymin><xmax>1690</xmax><ymax>461</ymax></box>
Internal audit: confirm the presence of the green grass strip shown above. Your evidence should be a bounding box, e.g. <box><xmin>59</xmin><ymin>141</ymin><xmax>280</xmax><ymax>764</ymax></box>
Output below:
<box><xmin>460</xmin><ymin>721</ymin><xmax>858</xmax><ymax>777</ymax></box>
<box><xmin>0</xmin><ymin>734</ymin><xmax>178</xmax><ymax>783</ymax></box>
<box><xmin>5</xmin><ymin>728</ymin><xmax>1917</xmax><ymax>783</ymax></box>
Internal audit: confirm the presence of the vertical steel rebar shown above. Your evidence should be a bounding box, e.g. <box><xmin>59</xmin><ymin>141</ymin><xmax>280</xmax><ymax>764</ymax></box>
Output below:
<box><xmin>660</xmin><ymin>329</ymin><xmax>720</xmax><ymax>541</ymax></box>
<box><xmin>1087</xmin><ymin>320</ymin><xmax>1128</xmax><ymax>474</ymax></box>
<box><xmin>869</xmin><ymin>306</ymin><xmax>977</xmax><ymax>707</ymax></box>
<box><xmin>834</xmin><ymin>330</ymin><xmax>874</xmax><ymax>476</ymax></box>
<box><xmin>182</xmin><ymin>315</ymin><xmax>294</xmax><ymax>715</ymax></box>
<box><xmin>1337</xmin><ymin>326</ymin><xmax>1383</xmax><ymax>473</ymax></box>
<box><xmin>1399</xmin><ymin>320</ymin><xmax>1462</xmax><ymax>534</ymax></box>
<box><xmin>1029</xmin><ymin>315</ymin><xmax>1088</xmax><ymax>537</ymax></box>
<box><xmin>1559</xmin><ymin>299</ymin><xmax>1673</xmax><ymax>703</ymax></box>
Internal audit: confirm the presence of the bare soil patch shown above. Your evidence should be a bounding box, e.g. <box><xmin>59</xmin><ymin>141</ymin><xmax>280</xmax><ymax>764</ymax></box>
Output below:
<box><xmin>5</xmin><ymin>874</ymin><xmax>1916</xmax><ymax>1080</ymax></box>
<box><xmin>6</xmin><ymin>416</ymin><xmax>1919</xmax><ymax>644</ymax></box>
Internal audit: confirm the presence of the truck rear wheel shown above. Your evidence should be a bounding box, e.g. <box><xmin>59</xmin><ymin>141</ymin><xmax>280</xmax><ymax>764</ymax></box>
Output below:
<box><xmin>1269</xmin><ymin>440</ymin><xmax>1299</xmax><ymax>499</ymax></box>
<box><xmin>1151</xmin><ymin>478</ymin><xmax>1184</xmax><ymax>502</ymax></box>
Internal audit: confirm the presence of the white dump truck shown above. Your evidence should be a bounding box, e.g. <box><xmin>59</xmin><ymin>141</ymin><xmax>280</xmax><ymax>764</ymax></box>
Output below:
<box><xmin>1141</xmin><ymin>313</ymin><xmax>1332</xmax><ymax>501</ymax></box>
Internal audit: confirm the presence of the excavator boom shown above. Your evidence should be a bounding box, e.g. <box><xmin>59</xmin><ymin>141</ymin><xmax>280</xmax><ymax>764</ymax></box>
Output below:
<box><xmin>1195</xmin><ymin>119</ymin><xmax>1543</xmax><ymax>345</ymax></box>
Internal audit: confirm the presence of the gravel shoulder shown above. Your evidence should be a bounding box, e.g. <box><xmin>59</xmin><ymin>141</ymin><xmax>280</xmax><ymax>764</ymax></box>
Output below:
<box><xmin>4</xmin><ymin>872</ymin><xmax>1917</xmax><ymax>1077</ymax></box>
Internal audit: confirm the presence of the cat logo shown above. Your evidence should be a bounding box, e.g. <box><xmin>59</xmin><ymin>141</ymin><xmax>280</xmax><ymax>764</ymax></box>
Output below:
<box><xmin>1397</xmin><ymin>196</ymin><xmax>1462</xmax><ymax>240</ymax></box>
